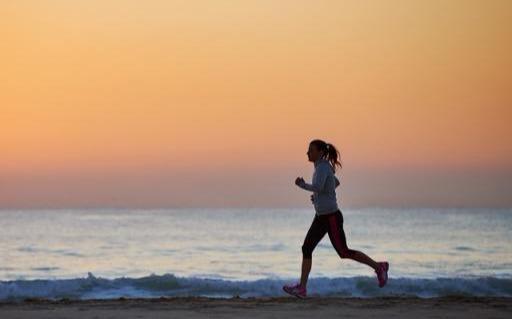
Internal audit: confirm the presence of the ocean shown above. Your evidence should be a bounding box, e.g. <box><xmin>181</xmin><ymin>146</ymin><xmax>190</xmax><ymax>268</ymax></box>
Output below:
<box><xmin>1</xmin><ymin>208</ymin><xmax>511</xmax><ymax>300</ymax></box>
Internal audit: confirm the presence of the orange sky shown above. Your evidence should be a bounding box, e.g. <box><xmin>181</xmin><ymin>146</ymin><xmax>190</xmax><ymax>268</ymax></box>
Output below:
<box><xmin>1</xmin><ymin>0</ymin><xmax>511</xmax><ymax>208</ymax></box>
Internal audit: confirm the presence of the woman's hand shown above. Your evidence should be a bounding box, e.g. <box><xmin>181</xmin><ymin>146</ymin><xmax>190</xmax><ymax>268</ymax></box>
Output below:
<box><xmin>295</xmin><ymin>177</ymin><xmax>305</xmax><ymax>186</ymax></box>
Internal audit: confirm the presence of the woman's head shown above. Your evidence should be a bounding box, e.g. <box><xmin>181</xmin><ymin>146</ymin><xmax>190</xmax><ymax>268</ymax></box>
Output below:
<box><xmin>307</xmin><ymin>139</ymin><xmax>342</xmax><ymax>172</ymax></box>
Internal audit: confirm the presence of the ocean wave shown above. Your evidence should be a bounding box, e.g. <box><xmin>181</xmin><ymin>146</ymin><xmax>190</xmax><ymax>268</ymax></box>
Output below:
<box><xmin>1</xmin><ymin>273</ymin><xmax>511</xmax><ymax>301</ymax></box>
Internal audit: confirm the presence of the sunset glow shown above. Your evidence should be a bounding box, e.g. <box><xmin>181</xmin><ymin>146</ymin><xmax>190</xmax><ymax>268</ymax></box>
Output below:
<box><xmin>2</xmin><ymin>0</ymin><xmax>511</xmax><ymax>208</ymax></box>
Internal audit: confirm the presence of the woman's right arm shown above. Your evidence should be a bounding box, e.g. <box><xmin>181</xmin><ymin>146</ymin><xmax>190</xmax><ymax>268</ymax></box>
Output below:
<box><xmin>296</xmin><ymin>164</ymin><xmax>329</xmax><ymax>193</ymax></box>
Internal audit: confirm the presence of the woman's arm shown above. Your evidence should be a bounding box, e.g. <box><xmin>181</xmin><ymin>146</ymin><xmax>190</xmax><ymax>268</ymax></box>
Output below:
<box><xmin>296</xmin><ymin>164</ymin><xmax>329</xmax><ymax>193</ymax></box>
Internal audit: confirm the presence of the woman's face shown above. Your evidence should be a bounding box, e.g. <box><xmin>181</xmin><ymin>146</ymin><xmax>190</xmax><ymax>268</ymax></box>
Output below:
<box><xmin>306</xmin><ymin>143</ymin><xmax>322</xmax><ymax>162</ymax></box>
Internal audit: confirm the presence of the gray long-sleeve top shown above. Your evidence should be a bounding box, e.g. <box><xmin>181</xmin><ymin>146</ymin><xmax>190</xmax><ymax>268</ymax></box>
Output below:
<box><xmin>297</xmin><ymin>158</ymin><xmax>340</xmax><ymax>215</ymax></box>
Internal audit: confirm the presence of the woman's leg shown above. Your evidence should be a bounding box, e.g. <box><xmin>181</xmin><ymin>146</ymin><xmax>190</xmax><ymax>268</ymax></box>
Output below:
<box><xmin>300</xmin><ymin>258</ymin><xmax>312</xmax><ymax>288</ymax></box>
<box><xmin>326</xmin><ymin>211</ymin><xmax>379</xmax><ymax>271</ymax></box>
<box><xmin>300</xmin><ymin>215</ymin><xmax>327</xmax><ymax>288</ymax></box>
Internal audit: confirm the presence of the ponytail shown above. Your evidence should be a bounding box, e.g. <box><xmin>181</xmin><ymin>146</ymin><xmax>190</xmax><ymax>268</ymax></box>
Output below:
<box><xmin>325</xmin><ymin>142</ymin><xmax>342</xmax><ymax>172</ymax></box>
<box><xmin>310</xmin><ymin>139</ymin><xmax>342</xmax><ymax>173</ymax></box>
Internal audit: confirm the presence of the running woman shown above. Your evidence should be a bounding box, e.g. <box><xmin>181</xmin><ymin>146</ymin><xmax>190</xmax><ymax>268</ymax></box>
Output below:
<box><xmin>283</xmin><ymin>139</ymin><xmax>389</xmax><ymax>298</ymax></box>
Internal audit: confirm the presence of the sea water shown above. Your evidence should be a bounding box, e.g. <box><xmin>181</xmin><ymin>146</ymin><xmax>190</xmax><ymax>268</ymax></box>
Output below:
<box><xmin>1</xmin><ymin>208</ymin><xmax>511</xmax><ymax>299</ymax></box>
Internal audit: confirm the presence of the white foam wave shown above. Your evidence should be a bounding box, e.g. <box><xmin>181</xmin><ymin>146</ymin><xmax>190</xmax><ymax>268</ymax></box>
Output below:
<box><xmin>1</xmin><ymin>273</ymin><xmax>511</xmax><ymax>301</ymax></box>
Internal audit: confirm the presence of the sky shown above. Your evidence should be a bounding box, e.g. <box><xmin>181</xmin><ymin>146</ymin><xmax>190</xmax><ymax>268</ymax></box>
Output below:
<box><xmin>1</xmin><ymin>0</ymin><xmax>511</xmax><ymax>208</ymax></box>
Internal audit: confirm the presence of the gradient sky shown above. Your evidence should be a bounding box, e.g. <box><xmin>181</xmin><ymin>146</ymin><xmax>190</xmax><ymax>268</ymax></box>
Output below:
<box><xmin>1</xmin><ymin>0</ymin><xmax>511</xmax><ymax>208</ymax></box>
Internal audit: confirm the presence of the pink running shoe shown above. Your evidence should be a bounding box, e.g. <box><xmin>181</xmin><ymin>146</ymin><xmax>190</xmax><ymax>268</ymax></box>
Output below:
<box><xmin>282</xmin><ymin>283</ymin><xmax>307</xmax><ymax>299</ymax></box>
<box><xmin>375</xmin><ymin>261</ymin><xmax>389</xmax><ymax>288</ymax></box>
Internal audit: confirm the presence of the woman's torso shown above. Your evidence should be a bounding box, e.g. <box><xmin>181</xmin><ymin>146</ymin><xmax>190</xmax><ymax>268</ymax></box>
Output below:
<box><xmin>313</xmin><ymin>159</ymin><xmax>339</xmax><ymax>215</ymax></box>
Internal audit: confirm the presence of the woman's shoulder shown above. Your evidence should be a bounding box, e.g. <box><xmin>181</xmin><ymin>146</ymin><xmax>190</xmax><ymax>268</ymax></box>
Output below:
<box><xmin>317</xmin><ymin>160</ymin><xmax>334</xmax><ymax>173</ymax></box>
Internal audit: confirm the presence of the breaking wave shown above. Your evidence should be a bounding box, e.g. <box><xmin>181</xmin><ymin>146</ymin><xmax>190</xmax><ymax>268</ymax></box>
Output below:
<box><xmin>1</xmin><ymin>273</ymin><xmax>511</xmax><ymax>301</ymax></box>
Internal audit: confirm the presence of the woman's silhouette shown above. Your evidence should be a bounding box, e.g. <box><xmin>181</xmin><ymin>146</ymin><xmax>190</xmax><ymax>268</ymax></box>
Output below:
<box><xmin>283</xmin><ymin>139</ymin><xmax>389</xmax><ymax>298</ymax></box>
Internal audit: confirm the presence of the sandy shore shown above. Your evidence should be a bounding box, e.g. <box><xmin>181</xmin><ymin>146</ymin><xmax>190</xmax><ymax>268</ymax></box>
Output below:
<box><xmin>0</xmin><ymin>296</ymin><xmax>511</xmax><ymax>319</ymax></box>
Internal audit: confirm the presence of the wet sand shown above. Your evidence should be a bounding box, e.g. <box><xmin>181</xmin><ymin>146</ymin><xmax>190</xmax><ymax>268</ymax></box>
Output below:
<box><xmin>1</xmin><ymin>296</ymin><xmax>511</xmax><ymax>319</ymax></box>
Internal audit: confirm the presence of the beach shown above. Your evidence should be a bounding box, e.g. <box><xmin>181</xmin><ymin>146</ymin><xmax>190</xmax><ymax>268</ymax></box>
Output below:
<box><xmin>1</xmin><ymin>296</ymin><xmax>511</xmax><ymax>319</ymax></box>
<box><xmin>3</xmin><ymin>0</ymin><xmax>511</xmax><ymax>317</ymax></box>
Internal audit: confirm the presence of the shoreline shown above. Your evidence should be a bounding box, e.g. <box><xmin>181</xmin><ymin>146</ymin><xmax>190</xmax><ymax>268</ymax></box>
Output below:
<box><xmin>1</xmin><ymin>296</ymin><xmax>511</xmax><ymax>319</ymax></box>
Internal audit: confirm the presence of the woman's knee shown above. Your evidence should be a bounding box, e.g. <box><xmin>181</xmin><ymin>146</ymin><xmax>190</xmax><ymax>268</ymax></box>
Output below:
<box><xmin>338</xmin><ymin>248</ymin><xmax>357</xmax><ymax>259</ymax></box>
<box><xmin>302</xmin><ymin>243</ymin><xmax>313</xmax><ymax>259</ymax></box>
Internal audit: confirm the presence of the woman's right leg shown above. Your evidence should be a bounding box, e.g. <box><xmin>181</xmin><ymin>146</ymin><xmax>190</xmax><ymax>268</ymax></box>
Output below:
<box><xmin>326</xmin><ymin>210</ymin><xmax>379</xmax><ymax>270</ymax></box>
<box><xmin>325</xmin><ymin>210</ymin><xmax>389</xmax><ymax>287</ymax></box>
<box><xmin>300</xmin><ymin>215</ymin><xmax>327</xmax><ymax>288</ymax></box>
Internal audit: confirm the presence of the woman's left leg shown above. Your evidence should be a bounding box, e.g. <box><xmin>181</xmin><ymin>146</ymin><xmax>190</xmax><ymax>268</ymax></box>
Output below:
<box><xmin>300</xmin><ymin>214</ymin><xmax>327</xmax><ymax>288</ymax></box>
<box><xmin>325</xmin><ymin>210</ymin><xmax>379</xmax><ymax>271</ymax></box>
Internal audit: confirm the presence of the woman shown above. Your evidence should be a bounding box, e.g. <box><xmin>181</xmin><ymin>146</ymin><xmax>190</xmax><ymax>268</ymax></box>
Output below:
<box><xmin>283</xmin><ymin>139</ymin><xmax>389</xmax><ymax>298</ymax></box>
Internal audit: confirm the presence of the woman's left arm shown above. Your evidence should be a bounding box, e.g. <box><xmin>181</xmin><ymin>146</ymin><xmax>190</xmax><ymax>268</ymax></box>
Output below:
<box><xmin>334</xmin><ymin>175</ymin><xmax>340</xmax><ymax>188</ymax></box>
